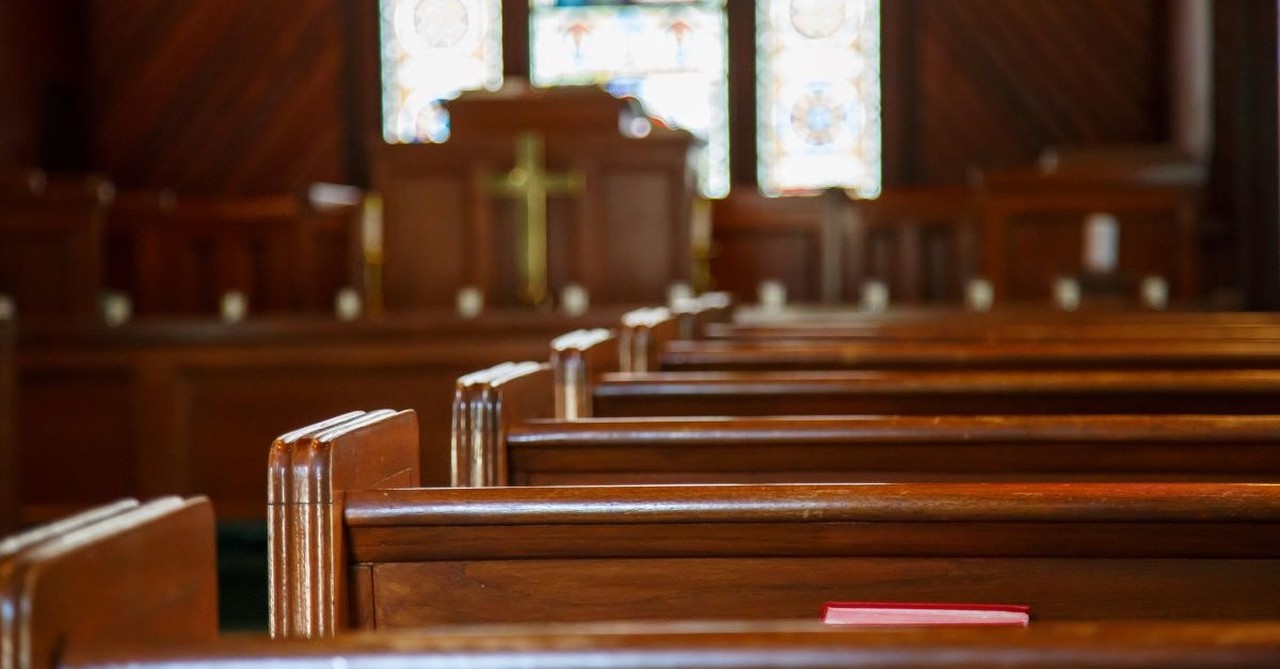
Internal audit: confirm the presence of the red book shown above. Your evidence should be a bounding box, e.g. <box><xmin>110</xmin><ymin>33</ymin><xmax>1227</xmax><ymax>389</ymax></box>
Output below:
<box><xmin>822</xmin><ymin>602</ymin><xmax>1030</xmax><ymax>626</ymax></box>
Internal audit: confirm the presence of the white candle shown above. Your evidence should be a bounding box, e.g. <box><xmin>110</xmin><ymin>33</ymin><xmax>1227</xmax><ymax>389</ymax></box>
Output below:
<box><xmin>1053</xmin><ymin>276</ymin><xmax>1081</xmax><ymax>311</ymax></box>
<box><xmin>758</xmin><ymin>280</ymin><xmax>787</xmax><ymax>313</ymax></box>
<box><xmin>334</xmin><ymin>286</ymin><xmax>362</xmax><ymax>321</ymax></box>
<box><xmin>860</xmin><ymin>280</ymin><xmax>890</xmax><ymax>313</ymax></box>
<box><xmin>456</xmin><ymin>286</ymin><xmax>484</xmax><ymax>318</ymax></box>
<box><xmin>220</xmin><ymin>291</ymin><xmax>248</xmax><ymax>323</ymax></box>
<box><xmin>561</xmin><ymin>283</ymin><xmax>590</xmax><ymax>316</ymax></box>
<box><xmin>965</xmin><ymin>278</ymin><xmax>994</xmax><ymax>312</ymax></box>
<box><xmin>1141</xmin><ymin>275</ymin><xmax>1169</xmax><ymax>311</ymax></box>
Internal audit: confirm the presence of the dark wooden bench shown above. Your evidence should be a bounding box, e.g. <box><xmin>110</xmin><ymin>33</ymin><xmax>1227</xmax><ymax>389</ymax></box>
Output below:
<box><xmin>592</xmin><ymin>369</ymin><xmax>1280</xmax><ymax>417</ymax></box>
<box><xmin>272</xmin><ymin>411</ymin><xmax>1280</xmax><ymax>637</ymax></box>
<box><xmin>453</xmin><ymin>360</ymin><xmax>1280</xmax><ymax>486</ymax></box>
<box><xmin>0</xmin><ymin>497</ymin><xmax>216</xmax><ymax>669</ymax></box>
<box><xmin>709</xmin><ymin>309</ymin><xmax>1280</xmax><ymax>342</ymax></box>
<box><xmin>64</xmin><ymin>621</ymin><xmax>1280</xmax><ymax>669</ymax></box>
<box><xmin>658</xmin><ymin>338</ymin><xmax>1280</xmax><ymax>371</ymax></box>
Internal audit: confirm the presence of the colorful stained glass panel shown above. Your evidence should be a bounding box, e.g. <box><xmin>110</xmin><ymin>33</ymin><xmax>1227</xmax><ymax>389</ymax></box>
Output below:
<box><xmin>530</xmin><ymin>1</ymin><xmax>729</xmax><ymax>197</ymax></box>
<box><xmin>758</xmin><ymin>0</ymin><xmax>881</xmax><ymax>197</ymax></box>
<box><xmin>380</xmin><ymin>0</ymin><xmax>504</xmax><ymax>143</ymax></box>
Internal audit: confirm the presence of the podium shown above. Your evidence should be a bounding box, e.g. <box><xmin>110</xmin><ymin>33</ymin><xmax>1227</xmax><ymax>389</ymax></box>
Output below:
<box><xmin>371</xmin><ymin>85</ymin><xmax>696</xmax><ymax>311</ymax></box>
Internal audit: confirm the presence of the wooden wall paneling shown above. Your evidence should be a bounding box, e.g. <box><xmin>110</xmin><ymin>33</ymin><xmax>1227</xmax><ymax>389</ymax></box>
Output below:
<box><xmin>709</xmin><ymin>190</ymin><xmax>834</xmax><ymax>304</ymax></box>
<box><xmin>981</xmin><ymin>188</ymin><xmax>1198</xmax><ymax>303</ymax></box>
<box><xmin>0</xmin><ymin>175</ymin><xmax>111</xmax><ymax>319</ymax></box>
<box><xmin>907</xmin><ymin>0</ymin><xmax>1167</xmax><ymax>186</ymax></box>
<box><xmin>87</xmin><ymin>0</ymin><xmax>348</xmax><ymax>194</ymax></box>
<box><xmin>14</xmin><ymin>312</ymin><xmax>630</xmax><ymax>521</ymax></box>
<box><xmin>847</xmin><ymin>188</ymin><xmax>979</xmax><ymax>304</ymax></box>
<box><xmin>1210</xmin><ymin>0</ymin><xmax>1280</xmax><ymax>309</ymax></box>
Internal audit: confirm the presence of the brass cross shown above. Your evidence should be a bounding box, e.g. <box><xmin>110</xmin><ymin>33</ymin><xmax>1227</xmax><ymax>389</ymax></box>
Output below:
<box><xmin>489</xmin><ymin>132</ymin><xmax>585</xmax><ymax>306</ymax></box>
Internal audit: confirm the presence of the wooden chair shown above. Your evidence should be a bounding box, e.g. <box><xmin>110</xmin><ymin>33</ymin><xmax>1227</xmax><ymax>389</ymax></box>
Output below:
<box><xmin>273</xmin><ymin>411</ymin><xmax>1280</xmax><ymax>636</ymax></box>
<box><xmin>0</xmin><ymin>497</ymin><xmax>216</xmax><ymax>669</ymax></box>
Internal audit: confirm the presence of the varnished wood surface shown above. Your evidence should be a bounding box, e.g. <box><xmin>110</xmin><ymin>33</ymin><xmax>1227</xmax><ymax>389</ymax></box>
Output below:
<box><xmin>15</xmin><ymin>311</ymin><xmax>624</xmax><ymax>522</ymax></box>
<box><xmin>0</xmin><ymin>320</ymin><xmax>13</xmax><ymax>534</ymax></box>
<box><xmin>269</xmin><ymin>411</ymin><xmax>418</xmax><ymax>639</ymax></box>
<box><xmin>505</xmin><ymin>414</ymin><xmax>1280</xmax><ymax>485</ymax></box>
<box><xmin>659</xmin><ymin>339</ymin><xmax>1280</xmax><ymax>371</ymax></box>
<box><xmin>341</xmin><ymin>483</ymin><xmax>1280</xmax><ymax>625</ymax></box>
<box><xmin>592</xmin><ymin>369</ymin><xmax>1280</xmax><ymax>417</ymax></box>
<box><xmin>0</xmin><ymin>497</ymin><xmax>217</xmax><ymax>669</ymax></box>
<box><xmin>62</xmin><ymin>621</ymin><xmax>1280</xmax><ymax>669</ymax></box>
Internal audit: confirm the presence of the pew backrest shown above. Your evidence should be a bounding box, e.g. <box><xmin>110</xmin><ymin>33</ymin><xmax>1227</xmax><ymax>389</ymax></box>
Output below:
<box><xmin>591</xmin><ymin>369</ymin><xmax>1280</xmax><ymax>417</ymax></box>
<box><xmin>330</xmin><ymin>482</ymin><xmax>1280</xmax><ymax>629</ymax></box>
<box><xmin>658</xmin><ymin>339</ymin><xmax>1280</xmax><ymax>372</ymax></box>
<box><xmin>505</xmin><ymin>414</ymin><xmax>1280</xmax><ymax>485</ymax></box>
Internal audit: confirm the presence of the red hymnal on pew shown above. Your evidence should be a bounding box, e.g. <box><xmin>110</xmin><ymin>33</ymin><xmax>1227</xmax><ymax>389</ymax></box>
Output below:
<box><xmin>822</xmin><ymin>602</ymin><xmax>1030</xmax><ymax>626</ymax></box>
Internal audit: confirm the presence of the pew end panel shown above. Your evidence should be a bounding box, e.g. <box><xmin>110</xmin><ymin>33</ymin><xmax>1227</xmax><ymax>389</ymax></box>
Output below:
<box><xmin>269</xmin><ymin>410</ymin><xmax>419</xmax><ymax>639</ymax></box>
<box><xmin>619</xmin><ymin>308</ymin><xmax>679</xmax><ymax>373</ymax></box>
<box><xmin>551</xmin><ymin>329</ymin><xmax>619</xmax><ymax>420</ymax></box>
<box><xmin>1</xmin><ymin>497</ymin><xmax>217</xmax><ymax>669</ymax></box>
<box><xmin>453</xmin><ymin>363</ymin><xmax>554</xmax><ymax>487</ymax></box>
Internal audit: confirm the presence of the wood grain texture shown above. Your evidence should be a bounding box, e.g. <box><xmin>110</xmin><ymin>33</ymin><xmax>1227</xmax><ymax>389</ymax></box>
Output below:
<box><xmin>269</xmin><ymin>410</ymin><xmax>418</xmax><ymax>639</ymax></box>
<box><xmin>506</xmin><ymin>415</ymin><xmax>1280</xmax><ymax>486</ymax></box>
<box><xmin>592</xmin><ymin>368</ymin><xmax>1280</xmax><ymax>417</ymax></box>
<box><xmin>86</xmin><ymin>0</ymin><xmax>347</xmax><ymax>193</ymax></box>
<box><xmin>14</xmin><ymin>310</ymin><xmax>627</xmax><ymax>522</ymax></box>
<box><xmin>60</xmin><ymin>621</ymin><xmax>1280</xmax><ymax>669</ymax></box>
<box><xmin>900</xmin><ymin>0</ymin><xmax>1167</xmax><ymax>186</ymax></box>
<box><xmin>340</xmin><ymin>482</ymin><xmax>1280</xmax><ymax>626</ymax></box>
<box><xmin>0</xmin><ymin>497</ymin><xmax>217</xmax><ymax>669</ymax></box>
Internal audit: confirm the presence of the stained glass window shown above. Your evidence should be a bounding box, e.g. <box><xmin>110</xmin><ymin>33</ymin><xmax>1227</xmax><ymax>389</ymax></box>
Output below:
<box><xmin>380</xmin><ymin>0</ymin><xmax>504</xmax><ymax>143</ymax></box>
<box><xmin>529</xmin><ymin>0</ymin><xmax>730</xmax><ymax>198</ymax></box>
<box><xmin>757</xmin><ymin>0</ymin><xmax>881</xmax><ymax>198</ymax></box>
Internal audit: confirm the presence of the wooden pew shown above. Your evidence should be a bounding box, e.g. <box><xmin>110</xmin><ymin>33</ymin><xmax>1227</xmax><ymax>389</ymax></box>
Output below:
<box><xmin>710</xmin><ymin>309</ymin><xmax>1280</xmax><ymax>342</ymax></box>
<box><xmin>0</xmin><ymin>497</ymin><xmax>217</xmax><ymax>669</ymax></box>
<box><xmin>453</xmin><ymin>361</ymin><xmax>1280</xmax><ymax>486</ymax></box>
<box><xmin>591</xmin><ymin>368</ymin><xmax>1280</xmax><ymax>417</ymax></box>
<box><xmin>64</xmin><ymin>621</ymin><xmax>1280</xmax><ymax>669</ymax></box>
<box><xmin>273</xmin><ymin>411</ymin><xmax>1280</xmax><ymax>637</ymax></box>
<box><xmin>658</xmin><ymin>338</ymin><xmax>1280</xmax><ymax>372</ymax></box>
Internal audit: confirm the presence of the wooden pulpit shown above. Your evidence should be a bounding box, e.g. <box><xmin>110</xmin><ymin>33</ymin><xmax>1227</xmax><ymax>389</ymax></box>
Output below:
<box><xmin>371</xmin><ymin>85</ymin><xmax>696</xmax><ymax>311</ymax></box>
